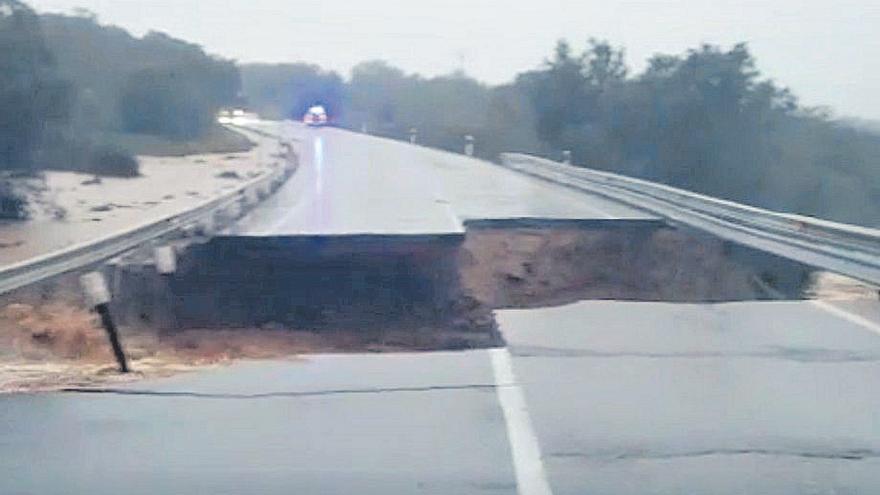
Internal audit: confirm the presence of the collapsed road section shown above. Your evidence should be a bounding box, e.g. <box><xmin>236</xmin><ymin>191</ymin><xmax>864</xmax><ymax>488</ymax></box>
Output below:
<box><xmin>0</xmin><ymin>213</ymin><xmax>839</xmax><ymax>392</ymax></box>
<box><xmin>109</xmin><ymin>218</ymin><xmax>819</xmax><ymax>343</ymax></box>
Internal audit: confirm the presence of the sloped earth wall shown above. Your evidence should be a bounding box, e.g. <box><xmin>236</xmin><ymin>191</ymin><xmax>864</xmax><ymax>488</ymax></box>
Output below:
<box><xmin>115</xmin><ymin>219</ymin><xmax>815</xmax><ymax>338</ymax></box>
<box><xmin>1</xmin><ymin>218</ymin><xmax>836</xmax><ymax>390</ymax></box>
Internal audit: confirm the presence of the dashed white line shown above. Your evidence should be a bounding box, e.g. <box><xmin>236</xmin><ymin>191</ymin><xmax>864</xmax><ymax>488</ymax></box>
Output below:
<box><xmin>811</xmin><ymin>300</ymin><xmax>880</xmax><ymax>336</ymax></box>
<box><xmin>489</xmin><ymin>348</ymin><xmax>554</xmax><ymax>495</ymax></box>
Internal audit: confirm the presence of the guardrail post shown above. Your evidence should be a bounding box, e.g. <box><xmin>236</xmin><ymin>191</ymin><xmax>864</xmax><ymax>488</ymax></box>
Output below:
<box><xmin>243</xmin><ymin>187</ymin><xmax>258</xmax><ymax>208</ymax></box>
<box><xmin>80</xmin><ymin>271</ymin><xmax>129</xmax><ymax>373</ymax></box>
<box><xmin>258</xmin><ymin>183</ymin><xmax>271</xmax><ymax>199</ymax></box>
<box><xmin>464</xmin><ymin>135</ymin><xmax>475</xmax><ymax>157</ymax></box>
<box><xmin>198</xmin><ymin>215</ymin><xmax>214</xmax><ymax>236</ymax></box>
<box><xmin>153</xmin><ymin>246</ymin><xmax>178</xmax><ymax>331</ymax></box>
<box><xmin>154</xmin><ymin>246</ymin><xmax>177</xmax><ymax>276</ymax></box>
<box><xmin>562</xmin><ymin>150</ymin><xmax>572</xmax><ymax>165</ymax></box>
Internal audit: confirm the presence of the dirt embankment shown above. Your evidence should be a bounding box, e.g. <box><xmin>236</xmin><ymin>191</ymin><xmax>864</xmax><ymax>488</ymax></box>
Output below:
<box><xmin>0</xmin><ymin>298</ymin><xmax>497</xmax><ymax>392</ymax></box>
<box><xmin>2</xmin><ymin>221</ymin><xmax>866</xmax><ymax>392</ymax></box>
<box><xmin>458</xmin><ymin>225</ymin><xmax>765</xmax><ymax>307</ymax></box>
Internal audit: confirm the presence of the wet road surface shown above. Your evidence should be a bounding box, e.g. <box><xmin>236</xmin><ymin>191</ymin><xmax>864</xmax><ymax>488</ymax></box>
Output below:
<box><xmin>497</xmin><ymin>300</ymin><xmax>880</xmax><ymax>494</ymax></box>
<box><xmin>2</xmin><ymin>300</ymin><xmax>879</xmax><ymax>494</ymax></box>
<box><xmin>0</xmin><ymin>352</ymin><xmax>517</xmax><ymax>495</ymax></box>
<box><xmin>232</xmin><ymin>123</ymin><xmax>651</xmax><ymax>236</ymax></box>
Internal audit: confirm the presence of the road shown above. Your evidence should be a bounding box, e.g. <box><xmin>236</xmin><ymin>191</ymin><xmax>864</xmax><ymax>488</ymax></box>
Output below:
<box><xmin>498</xmin><ymin>300</ymin><xmax>880</xmax><ymax>494</ymax></box>
<box><xmin>3</xmin><ymin>299</ymin><xmax>878</xmax><ymax>494</ymax></box>
<box><xmin>0</xmin><ymin>353</ymin><xmax>516</xmax><ymax>495</ymax></box>
<box><xmin>2</xmin><ymin>122</ymin><xmax>880</xmax><ymax>494</ymax></box>
<box><xmin>231</xmin><ymin>122</ymin><xmax>650</xmax><ymax>236</ymax></box>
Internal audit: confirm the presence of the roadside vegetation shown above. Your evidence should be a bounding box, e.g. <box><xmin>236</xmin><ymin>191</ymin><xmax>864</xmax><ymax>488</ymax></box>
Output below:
<box><xmin>0</xmin><ymin>1</ymin><xmax>247</xmax><ymax>218</ymax></box>
<box><xmin>244</xmin><ymin>42</ymin><xmax>880</xmax><ymax>228</ymax></box>
<box><xmin>3</xmin><ymin>0</ymin><xmax>877</xmax><ymax>227</ymax></box>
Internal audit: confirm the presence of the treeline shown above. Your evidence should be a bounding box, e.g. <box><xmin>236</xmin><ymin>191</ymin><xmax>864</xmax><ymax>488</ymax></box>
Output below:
<box><xmin>242</xmin><ymin>61</ymin><xmax>541</xmax><ymax>159</ymax></box>
<box><xmin>243</xmin><ymin>42</ymin><xmax>879</xmax><ymax>228</ymax></box>
<box><xmin>0</xmin><ymin>0</ymin><xmax>242</xmax><ymax>184</ymax></box>
<box><xmin>517</xmin><ymin>40</ymin><xmax>880</xmax><ymax>226</ymax></box>
<box><xmin>41</xmin><ymin>12</ymin><xmax>241</xmax><ymax>141</ymax></box>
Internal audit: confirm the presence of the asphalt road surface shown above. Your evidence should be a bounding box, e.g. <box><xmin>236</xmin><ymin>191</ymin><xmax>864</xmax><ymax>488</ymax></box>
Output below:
<box><xmin>2</xmin><ymin>299</ymin><xmax>878</xmax><ymax>494</ymax></box>
<box><xmin>497</xmin><ymin>300</ymin><xmax>880</xmax><ymax>494</ymax></box>
<box><xmin>231</xmin><ymin>123</ymin><xmax>651</xmax><ymax>236</ymax></box>
<box><xmin>0</xmin><ymin>353</ymin><xmax>516</xmax><ymax>495</ymax></box>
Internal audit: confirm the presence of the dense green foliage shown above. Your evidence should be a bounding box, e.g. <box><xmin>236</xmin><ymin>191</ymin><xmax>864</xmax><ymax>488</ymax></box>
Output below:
<box><xmin>243</xmin><ymin>40</ymin><xmax>879</xmax><ymax>227</ymax></box>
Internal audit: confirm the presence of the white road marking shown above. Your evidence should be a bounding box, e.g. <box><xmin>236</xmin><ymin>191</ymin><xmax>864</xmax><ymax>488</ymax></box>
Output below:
<box><xmin>811</xmin><ymin>300</ymin><xmax>880</xmax><ymax>336</ymax></box>
<box><xmin>489</xmin><ymin>348</ymin><xmax>554</xmax><ymax>495</ymax></box>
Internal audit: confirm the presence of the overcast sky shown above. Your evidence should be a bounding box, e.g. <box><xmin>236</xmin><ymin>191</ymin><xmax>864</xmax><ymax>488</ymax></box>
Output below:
<box><xmin>28</xmin><ymin>0</ymin><xmax>880</xmax><ymax>119</ymax></box>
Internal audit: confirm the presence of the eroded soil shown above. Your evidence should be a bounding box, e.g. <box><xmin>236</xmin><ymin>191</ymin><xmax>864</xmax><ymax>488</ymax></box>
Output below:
<box><xmin>2</xmin><ymin>223</ymin><xmax>875</xmax><ymax>392</ymax></box>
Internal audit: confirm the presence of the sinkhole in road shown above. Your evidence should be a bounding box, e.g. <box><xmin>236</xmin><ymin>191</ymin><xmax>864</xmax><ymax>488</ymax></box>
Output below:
<box><xmin>2</xmin><ymin>218</ymin><xmax>861</xmax><ymax>390</ymax></box>
<box><xmin>113</xmin><ymin>219</ymin><xmax>817</xmax><ymax>343</ymax></box>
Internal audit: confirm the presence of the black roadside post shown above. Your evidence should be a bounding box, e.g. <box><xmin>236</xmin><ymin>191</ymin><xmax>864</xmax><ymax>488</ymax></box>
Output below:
<box><xmin>80</xmin><ymin>271</ymin><xmax>129</xmax><ymax>373</ymax></box>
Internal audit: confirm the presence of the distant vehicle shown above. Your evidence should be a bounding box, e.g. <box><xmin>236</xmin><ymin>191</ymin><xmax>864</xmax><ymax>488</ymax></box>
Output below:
<box><xmin>217</xmin><ymin>108</ymin><xmax>251</xmax><ymax>124</ymax></box>
<box><xmin>303</xmin><ymin>105</ymin><xmax>328</xmax><ymax>127</ymax></box>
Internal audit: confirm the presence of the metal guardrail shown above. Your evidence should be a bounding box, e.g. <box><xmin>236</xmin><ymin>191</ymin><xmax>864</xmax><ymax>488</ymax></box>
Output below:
<box><xmin>500</xmin><ymin>153</ymin><xmax>880</xmax><ymax>286</ymax></box>
<box><xmin>0</xmin><ymin>126</ymin><xmax>297</xmax><ymax>296</ymax></box>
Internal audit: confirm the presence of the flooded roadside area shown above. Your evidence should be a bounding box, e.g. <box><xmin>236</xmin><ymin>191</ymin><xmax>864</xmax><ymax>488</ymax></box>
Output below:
<box><xmin>0</xmin><ymin>129</ymin><xmax>282</xmax><ymax>267</ymax></box>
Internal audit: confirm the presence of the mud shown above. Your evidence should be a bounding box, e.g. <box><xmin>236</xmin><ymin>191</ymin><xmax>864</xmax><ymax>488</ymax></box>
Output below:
<box><xmin>0</xmin><ymin>299</ymin><xmax>493</xmax><ymax>393</ymax></box>
<box><xmin>457</xmin><ymin>222</ymin><xmax>817</xmax><ymax>308</ymax></box>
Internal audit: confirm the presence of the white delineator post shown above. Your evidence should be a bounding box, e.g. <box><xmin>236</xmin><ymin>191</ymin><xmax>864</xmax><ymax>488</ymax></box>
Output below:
<box><xmin>80</xmin><ymin>271</ymin><xmax>129</xmax><ymax>373</ymax></box>
<box><xmin>153</xmin><ymin>246</ymin><xmax>178</xmax><ymax>331</ymax></box>
<box><xmin>464</xmin><ymin>135</ymin><xmax>475</xmax><ymax>157</ymax></box>
<box><xmin>562</xmin><ymin>150</ymin><xmax>572</xmax><ymax>165</ymax></box>
<box><xmin>153</xmin><ymin>246</ymin><xmax>177</xmax><ymax>275</ymax></box>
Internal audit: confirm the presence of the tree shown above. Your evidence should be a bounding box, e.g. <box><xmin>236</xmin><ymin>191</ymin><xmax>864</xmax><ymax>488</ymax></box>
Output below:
<box><xmin>40</xmin><ymin>17</ymin><xmax>241</xmax><ymax>136</ymax></box>
<box><xmin>0</xmin><ymin>0</ymin><xmax>72</xmax><ymax>171</ymax></box>
<box><xmin>583</xmin><ymin>38</ymin><xmax>627</xmax><ymax>89</ymax></box>
<box><xmin>117</xmin><ymin>37</ymin><xmax>240</xmax><ymax>140</ymax></box>
<box><xmin>241</xmin><ymin>63</ymin><xmax>343</xmax><ymax>120</ymax></box>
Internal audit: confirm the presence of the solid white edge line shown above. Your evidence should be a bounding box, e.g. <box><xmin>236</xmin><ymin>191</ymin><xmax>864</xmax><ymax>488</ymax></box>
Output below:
<box><xmin>811</xmin><ymin>300</ymin><xmax>880</xmax><ymax>336</ymax></box>
<box><xmin>489</xmin><ymin>348</ymin><xmax>554</xmax><ymax>495</ymax></box>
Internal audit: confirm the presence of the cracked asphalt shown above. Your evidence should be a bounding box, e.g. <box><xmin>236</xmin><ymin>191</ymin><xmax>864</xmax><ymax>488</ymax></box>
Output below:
<box><xmin>0</xmin><ymin>353</ymin><xmax>517</xmax><ymax>495</ymax></box>
<box><xmin>2</xmin><ymin>300</ymin><xmax>880</xmax><ymax>494</ymax></box>
<box><xmin>498</xmin><ymin>300</ymin><xmax>880</xmax><ymax>494</ymax></box>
